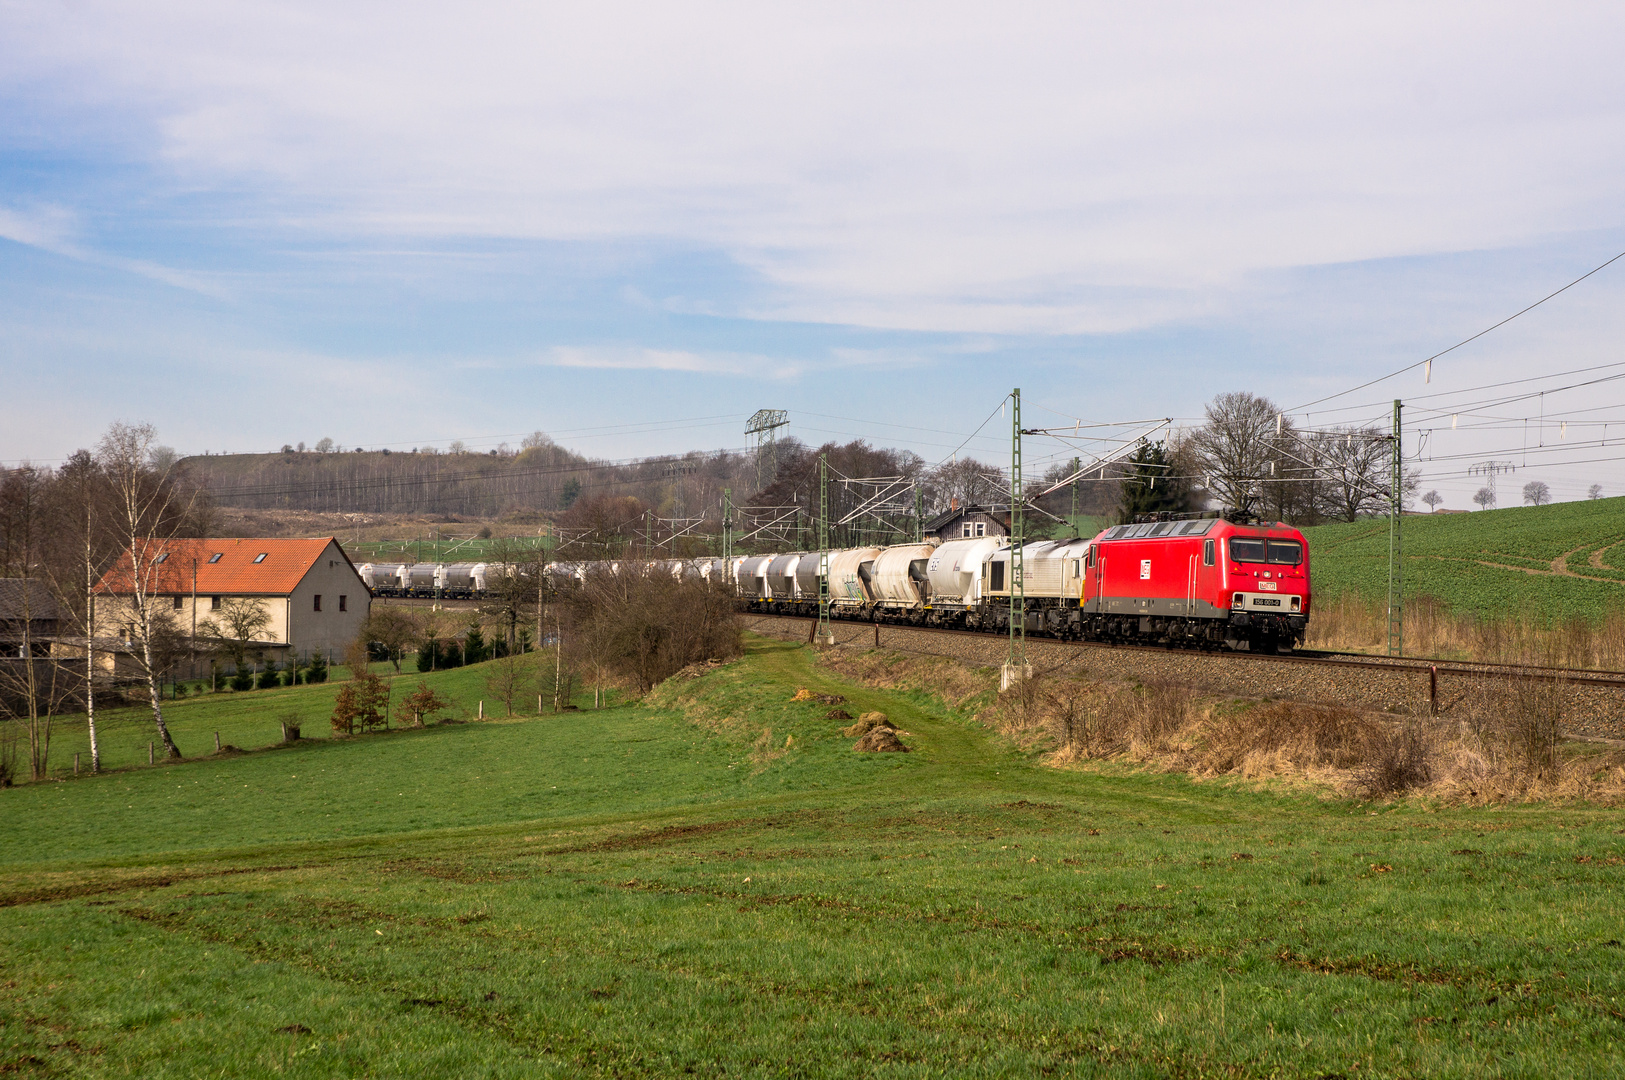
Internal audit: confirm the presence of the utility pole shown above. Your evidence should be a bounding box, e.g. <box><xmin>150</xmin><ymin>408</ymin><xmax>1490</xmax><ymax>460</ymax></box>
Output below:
<box><xmin>914</xmin><ymin>485</ymin><xmax>924</xmax><ymax>543</ymax></box>
<box><xmin>1387</xmin><ymin>399</ymin><xmax>1403</xmax><ymax>657</ymax></box>
<box><xmin>1004</xmin><ymin>388</ymin><xmax>1027</xmax><ymax>689</ymax></box>
<box><xmin>721</xmin><ymin>487</ymin><xmax>733</xmax><ymax>587</ymax></box>
<box><xmin>1069</xmin><ymin>456</ymin><xmax>1080</xmax><ymax>533</ymax></box>
<box><xmin>816</xmin><ymin>454</ymin><xmax>832</xmax><ymax>645</ymax></box>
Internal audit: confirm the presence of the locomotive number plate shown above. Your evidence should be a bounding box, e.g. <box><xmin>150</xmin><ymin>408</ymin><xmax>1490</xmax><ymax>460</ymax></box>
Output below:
<box><xmin>1252</xmin><ymin>597</ymin><xmax>1282</xmax><ymax>607</ymax></box>
<box><xmin>1259</xmin><ymin>581</ymin><xmax>1278</xmax><ymax>591</ymax></box>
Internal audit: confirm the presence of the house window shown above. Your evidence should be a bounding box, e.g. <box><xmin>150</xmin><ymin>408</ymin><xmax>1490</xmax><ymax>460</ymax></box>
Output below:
<box><xmin>975</xmin><ymin>522</ymin><xmax>987</xmax><ymax>537</ymax></box>
<box><xmin>210</xmin><ymin>596</ymin><xmax>221</xmax><ymax>610</ymax></box>
<box><xmin>338</xmin><ymin>595</ymin><xmax>347</xmax><ymax>612</ymax></box>
<box><xmin>154</xmin><ymin>552</ymin><xmax>168</xmax><ymax>564</ymax></box>
<box><xmin>208</xmin><ymin>553</ymin><xmax>222</xmax><ymax>563</ymax></box>
<box><xmin>253</xmin><ymin>553</ymin><xmax>268</xmax><ymax>563</ymax></box>
<box><xmin>172</xmin><ymin>596</ymin><xmax>183</xmax><ymax>610</ymax></box>
<box><xmin>961</xmin><ymin>523</ymin><xmax>973</xmax><ymax>538</ymax></box>
<box><xmin>314</xmin><ymin>594</ymin><xmax>322</xmax><ymax>612</ymax></box>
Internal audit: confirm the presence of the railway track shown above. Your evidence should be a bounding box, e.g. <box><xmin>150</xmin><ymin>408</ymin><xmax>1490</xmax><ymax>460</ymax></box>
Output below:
<box><xmin>744</xmin><ymin>611</ymin><xmax>1625</xmax><ymax>690</ymax></box>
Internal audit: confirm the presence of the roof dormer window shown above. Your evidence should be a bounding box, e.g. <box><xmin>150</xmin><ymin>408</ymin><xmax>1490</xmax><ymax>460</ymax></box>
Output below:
<box><xmin>253</xmin><ymin>553</ymin><xmax>268</xmax><ymax>563</ymax></box>
<box><xmin>208</xmin><ymin>553</ymin><xmax>223</xmax><ymax>563</ymax></box>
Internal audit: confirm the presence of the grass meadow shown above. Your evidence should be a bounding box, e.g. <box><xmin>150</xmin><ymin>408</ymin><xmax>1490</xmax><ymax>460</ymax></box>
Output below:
<box><xmin>2</xmin><ymin>635</ymin><xmax>1624</xmax><ymax>1076</ymax></box>
<box><xmin>1301</xmin><ymin>496</ymin><xmax>1625</xmax><ymax>622</ymax></box>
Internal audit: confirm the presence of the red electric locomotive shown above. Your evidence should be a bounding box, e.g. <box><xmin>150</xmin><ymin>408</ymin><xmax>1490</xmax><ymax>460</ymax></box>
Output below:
<box><xmin>1066</xmin><ymin>516</ymin><xmax>1310</xmax><ymax>652</ymax></box>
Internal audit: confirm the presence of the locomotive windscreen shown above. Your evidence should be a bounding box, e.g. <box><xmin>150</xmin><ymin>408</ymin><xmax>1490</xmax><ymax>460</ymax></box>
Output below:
<box><xmin>1229</xmin><ymin>538</ymin><xmax>1302</xmax><ymax>565</ymax></box>
<box><xmin>1267</xmin><ymin>541</ymin><xmax>1303</xmax><ymax>565</ymax></box>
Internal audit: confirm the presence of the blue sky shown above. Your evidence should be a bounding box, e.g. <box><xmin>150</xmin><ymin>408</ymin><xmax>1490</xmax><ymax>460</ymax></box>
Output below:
<box><xmin>4</xmin><ymin>2</ymin><xmax>1625</xmax><ymax>508</ymax></box>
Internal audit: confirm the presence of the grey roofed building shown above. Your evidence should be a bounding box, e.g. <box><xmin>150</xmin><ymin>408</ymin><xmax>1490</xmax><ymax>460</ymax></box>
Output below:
<box><xmin>0</xmin><ymin>580</ymin><xmax>62</xmax><ymax>659</ymax></box>
<box><xmin>923</xmin><ymin>503</ymin><xmax>1012</xmax><ymax>543</ymax></box>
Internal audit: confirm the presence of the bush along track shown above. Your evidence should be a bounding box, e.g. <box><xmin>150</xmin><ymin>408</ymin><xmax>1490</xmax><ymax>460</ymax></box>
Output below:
<box><xmin>1</xmin><ymin>636</ymin><xmax>1623</xmax><ymax>1076</ymax></box>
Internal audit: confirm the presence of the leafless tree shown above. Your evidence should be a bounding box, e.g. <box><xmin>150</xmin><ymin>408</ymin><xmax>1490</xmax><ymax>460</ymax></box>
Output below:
<box><xmin>200</xmin><ymin>597</ymin><xmax>272</xmax><ymax>675</ymax></box>
<box><xmin>1522</xmin><ymin>480</ymin><xmax>1552</xmax><ymax>507</ymax></box>
<box><xmin>561</xmin><ymin>566</ymin><xmax>739</xmax><ymax>694</ymax></box>
<box><xmin>49</xmin><ymin>449</ymin><xmax>114</xmax><ymax>772</ymax></box>
<box><xmin>1473</xmin><ymin>487</ymin><xmax>1496</xmax><ymax>510</ymax></box>
<box><xmin>1589</xmin><ymin>483</ymin><xmax>1603</xmax><ymax>500</ymax></box>
<box><xmin>1422</xmin><ymin>490</ymin><xmax>1443</xmax><ymax>512</ymax></box>
<box><xmin>1188</xmin><ymin>391</ymin><xmax>1281</xmax><ymax>517</ymax></box>
<box><xmin>479</xmin><ymin>537</ymin><xmax>547</xmax><ymax>651</ymax></box>
<box><xmin>95</xmin><ymin>422</ymin><xmax>201</xmax><ymax>759</ymax></box>
<box><xmin>1302</xmin><ymin>427</ymin><xmax>1386</xmax><ymax>522</ymax></box>
<box><xmin>362</xmin><ymin>606</ymin><xmax>418</xmax><ymax>672</ymax></box>
<box><xmin>483</xmin><ymin>652</ymin><xmax>526</xmax><ymax>716</ymax></box>
<box><xmin>924</xmin><ymin>457</ymin><xmax>1005</xmax><ymax>515</ymax></box>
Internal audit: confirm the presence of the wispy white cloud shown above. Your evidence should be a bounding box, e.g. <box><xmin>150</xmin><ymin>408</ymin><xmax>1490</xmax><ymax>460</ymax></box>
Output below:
<box><xmin>0</xmin><ymin>201</ymin><xmax>232</xmax><ymax>298</ymax></box>
<box><xmin>544</xmin><ymin>345</ymin><xmax>801</xmax><ymax>379</ymax></box>
<box><xmin>0</xmin><ymin>203</ymin><xmax>78</xmax><ymax>249</ymax></box>
<box><xmin>6</xmin><ymin>2</ymin><xmax>1623</xmax><ymax>333</ymax></box>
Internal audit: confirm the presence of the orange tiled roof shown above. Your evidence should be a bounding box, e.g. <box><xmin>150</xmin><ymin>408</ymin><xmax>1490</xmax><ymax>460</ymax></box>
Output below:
<box><xmin>95</xmin><ymin>538</ymin><xmax>351</xmax><ymax>596</ymax></box>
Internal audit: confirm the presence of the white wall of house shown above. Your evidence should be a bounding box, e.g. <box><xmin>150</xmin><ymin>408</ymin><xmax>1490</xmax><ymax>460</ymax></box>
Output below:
<box><xmin>287</xmin><ymin>541</ymin><xmax>371</xmax><ymax>660</ymax></box>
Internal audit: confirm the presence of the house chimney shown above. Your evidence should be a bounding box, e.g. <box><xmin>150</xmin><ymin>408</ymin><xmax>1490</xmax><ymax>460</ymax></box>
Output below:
<box><xmin>950</xmin><ymin>496</ymin><xmax>959</xmax><ymax>511</ymax></box>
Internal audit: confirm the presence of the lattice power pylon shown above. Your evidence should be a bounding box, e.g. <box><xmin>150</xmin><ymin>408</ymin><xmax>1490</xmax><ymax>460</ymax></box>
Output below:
<box><xmin>1468</xmin><ymin>460</ymin><xmax>1516</xmax><ymax>507</ymax></box>
<box><xmin>745</xmin><ymin>409</ymin><xmax>789</xmax><ymax>493</ymax></box>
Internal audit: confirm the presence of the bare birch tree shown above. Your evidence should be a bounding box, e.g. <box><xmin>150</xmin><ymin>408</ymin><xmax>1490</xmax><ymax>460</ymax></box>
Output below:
<box><xmin>95</xmin><ymin>422</ymin><xmax>197</xmax><ymax>759</ymax></box>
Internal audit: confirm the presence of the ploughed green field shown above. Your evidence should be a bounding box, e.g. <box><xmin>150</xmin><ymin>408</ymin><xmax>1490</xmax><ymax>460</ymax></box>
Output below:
<box><xmin>1302</xmin><ymin>496</ymin><xmax>1625</xmax><ymax>621</ymax></box>
<box><xmin>3</xmin><ymin>637</ymin><xmax>1623</xmax><ymax>1077</ymax></box>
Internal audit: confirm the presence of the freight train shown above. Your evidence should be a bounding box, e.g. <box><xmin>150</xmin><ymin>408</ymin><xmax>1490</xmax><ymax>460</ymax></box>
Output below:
<box><xmin>360</xmin><ymin>515</ymin><xmax>1310</xmax><ymax>652</ymax></box>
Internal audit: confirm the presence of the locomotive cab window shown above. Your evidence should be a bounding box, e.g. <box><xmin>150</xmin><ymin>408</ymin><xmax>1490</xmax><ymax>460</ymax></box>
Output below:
<box><xmin>1229</xmin><ymin>538</ymin><xmax>1303</xmax><ymax>565</ymax></box>
<box><xmin>1267</xmin><ymin>540</ymin><xmax>1303</xmax><ymax>565</ymax></box>
<box><xmin>1203</xmin><ymin>539</ymin><xmax>1214</xmax><ymax>566</ymax></box>
<box><xmin>1229</xmin><ymin>538</ymin><xmax>1266</xmax><ymax>563</ymax></box>
<box><xmin>1086</xmin><ymin>545</ymin><xmax>1096</xmax><ymax>569</ymax></box>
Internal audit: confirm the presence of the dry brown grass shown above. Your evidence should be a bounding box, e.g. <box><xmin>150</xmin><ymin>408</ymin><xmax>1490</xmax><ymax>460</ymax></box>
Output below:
<box><xmin>819</xmin><ymin>646</ymin><xmax>1625</xmax><ymax>804</ymax></box>
<box><xmin>815</xmin><ymin>650</ymin><xmax>998</xmax><ymax>712</ymax></box>
<box><xmin>1307</xmin><ymin>593</ymin><xmax>1625</xmax><ymax>670</ymax></box>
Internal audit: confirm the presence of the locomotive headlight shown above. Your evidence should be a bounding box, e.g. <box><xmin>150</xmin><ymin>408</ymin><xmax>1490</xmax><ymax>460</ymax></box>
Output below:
<box><xmin>1232</xmin><ymin>592</ymin><xmax>1243</xmax><ymax>607</ymax></box>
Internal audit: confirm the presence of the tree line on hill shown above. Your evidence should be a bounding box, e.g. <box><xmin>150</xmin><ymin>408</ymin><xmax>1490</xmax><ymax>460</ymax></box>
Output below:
<box><xmin>172</xmin><ymin>393</ymin><xmax>1428</xmax><ymax>544</ymax></box>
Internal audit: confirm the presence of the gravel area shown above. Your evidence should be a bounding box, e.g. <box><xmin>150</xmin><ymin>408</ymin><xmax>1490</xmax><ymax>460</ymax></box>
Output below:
<box><xmin>743</xmin><ymin>615</ymin><xmax>1625</xmax><ymax>741</ymax></box>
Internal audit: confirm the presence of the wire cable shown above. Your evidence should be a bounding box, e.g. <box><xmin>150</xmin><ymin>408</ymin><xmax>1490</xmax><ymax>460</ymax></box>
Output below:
<box><xmin>1289</xmin><ymin>247</ymin><xmax>1625</xmax><ymax>413</ymax></box>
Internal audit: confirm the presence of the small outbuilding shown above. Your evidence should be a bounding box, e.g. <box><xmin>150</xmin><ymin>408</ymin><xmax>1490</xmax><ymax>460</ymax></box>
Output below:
<box><xmin>924</xmin><ymin>503</ymin><xmax>1012</xmax><ymax>543</ymax></box>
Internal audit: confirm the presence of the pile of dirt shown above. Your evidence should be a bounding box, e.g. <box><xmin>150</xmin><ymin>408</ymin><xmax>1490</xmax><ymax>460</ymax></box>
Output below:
<box><xmin>854</xmin><ymin>726</ymin><xmax>910</xmax><ymax>753</ymax></box>
<box><xmin>825</xmin><ymin>708</ymin><xmax>852</xmax><ymax>720</ymax></box>
<box><xmin>792</xmin><ymin>688</ymin><xmax>847</xmax><ymax>705</ymax></box>
<box><xmin>841</xmin><ymin>712</ymin><xmax>892</xmax><ymax>737</ymax></box>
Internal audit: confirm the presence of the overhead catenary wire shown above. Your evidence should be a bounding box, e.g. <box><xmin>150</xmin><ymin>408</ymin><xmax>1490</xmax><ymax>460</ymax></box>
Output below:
<box><xmin>1289</xmin><ymin>247</ymin><xmax>1625</xmax><ymax>414</ymax></box>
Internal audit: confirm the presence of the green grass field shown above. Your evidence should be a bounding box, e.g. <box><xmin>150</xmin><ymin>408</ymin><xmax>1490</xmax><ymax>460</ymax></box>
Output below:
<box><xmin>3</xmin><ymin>637</ymin><xmax>1623</xmax><ymax>1076</ymax></box>
<box><xmin>1303</xmin><ymin>496</ymin><xmax>1625</xmax><ymax>620</ymax></box>
<box><xmin>35</xmin><ymin>658</ymin><xmax>585</xmax><ymax>780</ymax></box>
